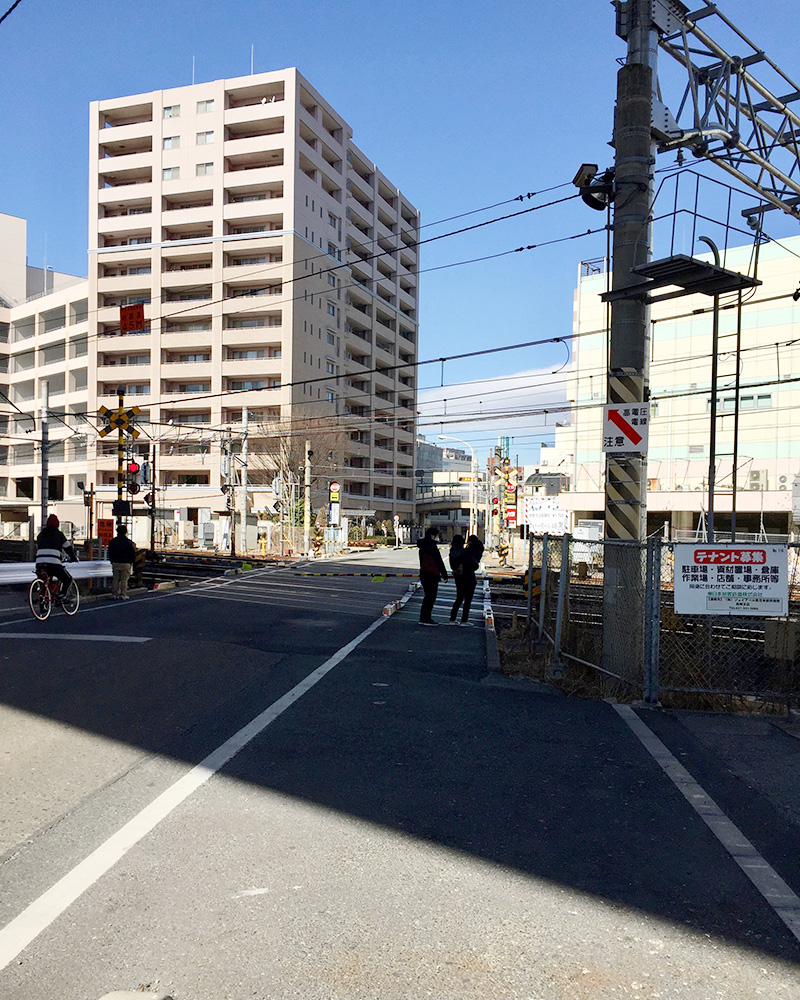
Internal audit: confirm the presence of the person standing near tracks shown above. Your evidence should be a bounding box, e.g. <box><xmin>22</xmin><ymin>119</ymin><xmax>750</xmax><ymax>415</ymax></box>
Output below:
<box><xmin>108</xmin><ymin>524</ymin><xmax>136</xmax><ymax>601</ymax></box>
<box><xmin>450</xmin><ymin>533</ymin><xmax>484</xmax><ymax>625</ymax></box>
<box><xmin>417</xmin><ymin>526</ymin><xmax>448</xmax><ymax>626</ymax></box>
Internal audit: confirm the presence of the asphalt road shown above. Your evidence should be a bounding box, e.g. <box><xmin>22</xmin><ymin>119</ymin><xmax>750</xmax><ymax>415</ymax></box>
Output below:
<box><xmin>1</xmin><ymin>548</ymin><xmax>800</xmax><ymax>999</ymax></box>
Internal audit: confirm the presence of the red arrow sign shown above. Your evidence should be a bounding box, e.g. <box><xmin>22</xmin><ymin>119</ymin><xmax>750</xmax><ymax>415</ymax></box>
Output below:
<box><xmin>608</xmin><ymin>409</ymin><xmax>642</xmax><ymax>445</ymax></box>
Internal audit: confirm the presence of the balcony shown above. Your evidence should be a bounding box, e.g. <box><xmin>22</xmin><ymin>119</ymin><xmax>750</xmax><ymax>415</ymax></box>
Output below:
<box><xmin>224</xmin><ymin>142</ymin><xmax>284</xmax><ymax>167</ymax></box>
<box><xmin>162</xmin><ymin>204</ymin><xmax>214</xmax><ymax>228</ymax></box>
<box><xmin>97</xmin><ymin>215</ymin><xmax>153</xmax><ymax>238</ymax></box>
<box><xmin>224</xmin><ymin>200</ymin><xmax>283</xmax><ymax>223</ymax></box>
<box><xmin>97</xmin><ymin>150</ymin><xmax>152</xmax><ymax>176</ymax></box>
<box><xmin>99</xmin><ymin>134</ymin><xmax>153</xmax><ymax>159</ymax></box>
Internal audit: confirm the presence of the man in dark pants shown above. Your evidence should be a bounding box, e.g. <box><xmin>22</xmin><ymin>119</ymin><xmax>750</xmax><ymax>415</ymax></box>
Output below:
<box><xmin>108</xmin><ymin>524</ymin><xmax>137</xmax><ymax>600</ymax></box>
<box><xmin>417</xmin><ymin>526</ymin><xmax>448</xmax><ymax>626</ymax></box>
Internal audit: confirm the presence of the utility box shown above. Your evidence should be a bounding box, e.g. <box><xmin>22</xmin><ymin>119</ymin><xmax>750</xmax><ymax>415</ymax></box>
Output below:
<box><xmin>764</xmin><ymin>619</ymin><xmax>800</xmax><ymax>661</ymax></box>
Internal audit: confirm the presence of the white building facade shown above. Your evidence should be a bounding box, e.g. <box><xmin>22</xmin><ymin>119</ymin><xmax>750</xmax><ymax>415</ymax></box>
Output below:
<box><xmin>1</xmin><ymin>70</ymin><xmax>420</xmax><ymax>544</ymax></box>
<box><xmin>544</xmin><ymin>237</ymin><xmax>800</xmax><ymax>538</ymax></box>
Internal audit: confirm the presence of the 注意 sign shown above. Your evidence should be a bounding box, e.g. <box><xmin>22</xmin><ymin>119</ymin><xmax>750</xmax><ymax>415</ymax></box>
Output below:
<box><xmin>673</xmin><ymin>543</ymin><xmax>788</xmax><ymax>616</ymax></box>
<box><xmin>602</xmin><ymin>404</ymin><xmax>649</xmax><ymax>453</ymax></box>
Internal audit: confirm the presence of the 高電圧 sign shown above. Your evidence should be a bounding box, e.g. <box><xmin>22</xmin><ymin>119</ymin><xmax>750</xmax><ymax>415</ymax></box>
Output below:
<box><xmin>673</xmin><ymin>543</ymin><xmax>788</xmax><ymax>616</ymax></box>
<box><xmin>602</xmin><ymin>404</ymin><xmax>649</xmax><ymax>453</ymax></box>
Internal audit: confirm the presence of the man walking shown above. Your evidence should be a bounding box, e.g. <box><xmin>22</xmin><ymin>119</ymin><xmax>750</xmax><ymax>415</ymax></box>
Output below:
<box><xmin>108</xmin><ymin>524</ymin><xmax>136</xmax><ymax>600</ymax></box>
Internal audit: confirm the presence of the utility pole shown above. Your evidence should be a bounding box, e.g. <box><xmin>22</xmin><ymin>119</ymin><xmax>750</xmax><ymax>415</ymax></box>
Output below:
<box><xmin>303</xmin><ymin>439</ymin><xmax>312</xmax><ymax>556</ymax></box>
<box><xmin>149</xmin><ymin>437</ymin><xmax>157</xmax><ymax>554</ymax></box>
<box><xmin>240</xmin><ymin>407</ymin><xmax>249</xmax><ymax>555</ymax></box>
<box><xmin>40</xmin><ymin>380</ymin><xmax>49</xmax><ymax>528</ymax></box>
<box><xmin>227</xmin><ymin>430</ymin><xmax>236</xmax><ymax>559</ymax></box>
<box><xmin>603</xmin><ymin>0</ymin><xmax>657</xmax><ymax>676</ymax></box>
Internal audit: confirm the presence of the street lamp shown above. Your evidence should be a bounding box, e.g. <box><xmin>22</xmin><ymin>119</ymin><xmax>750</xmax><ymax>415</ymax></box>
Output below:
<box><xmin>439</xmin><ymin>435</ymin><xmax>476</xmax><ymax>538</ymax></box>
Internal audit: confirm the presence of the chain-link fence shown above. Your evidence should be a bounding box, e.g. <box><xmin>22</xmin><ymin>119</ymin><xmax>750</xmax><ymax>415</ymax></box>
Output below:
<box><xmin>524</xmin><ymin>535</ymin><xmax>800</xmax><ymax>709</ymax></box>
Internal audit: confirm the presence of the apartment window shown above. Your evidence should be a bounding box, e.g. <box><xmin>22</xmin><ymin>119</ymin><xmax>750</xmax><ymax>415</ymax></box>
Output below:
<box><xmin>197</xmin><ymin>99</ymin><xmax>215</xmax><ymax>114</ymax></box>
<box><xmin>196</xmin><ymin>162</ymin><xmax>214</xmax><ymax>176</ymax></box>
<box><xmin>328</xmin><ymin>274</ymin><xmax>336</xmax><ymax>287</ymax></box>
<box><xmin>196</xmin><ymin>131</ymin><xmax>214</xmax><ymax>145</ymax></box>
<box><xmin>163</xmin><ymin>167</ymin><xmax>180</xmax><ymax>180</ymax></box>
<box><xmin>326</xmin><ymin>390</ymin><xmax>335</xmax><ymax>402</ymax></box>
<box><xmin>164</xmin><ymin>105</ymin><xmax>180</xmax><ymax>118</ymax></box>
<box><xmin>230</xmin><ymin>380</ymin><xmax>266</xmax><ymax>391</ymax></box>
<box><xmin>229</xmin><ymin>349</ymin><xmax>265</xmax><ymax>360</ymax></box>
<box><xmin>326</xmin><ymin>330</ymin><xmax>335</xmax><ymax>344</ymax></box>
<box><xmin>163</xmin><ymin>136</ymin><xmax>180</xmax><ymax>150</ymax></box>
<box><xmin>129</xmin><ymin>236</ymin><xmax>150</xmax><ymax>245</ymax></box>
<box><xmin>327</xmin><ymin>303</ymin><xmax>336</xmax><ymax>316</ymax></box>
<box><xmin>328</xmin><ymin>212</ymin><xmax>338</xmax><ymax>227</ymax></box>
<box><xmin>326</xmin><ymin>362</ymin><xmax>335</xmax><ymax>375</ymax></box>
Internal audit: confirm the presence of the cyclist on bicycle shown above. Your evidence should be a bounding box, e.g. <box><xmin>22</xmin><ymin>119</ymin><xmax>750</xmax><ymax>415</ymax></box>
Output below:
<box><xmin>35</xmin><ymin>514</ymin><xmax>78</xmax><ymax>597</ymax></box>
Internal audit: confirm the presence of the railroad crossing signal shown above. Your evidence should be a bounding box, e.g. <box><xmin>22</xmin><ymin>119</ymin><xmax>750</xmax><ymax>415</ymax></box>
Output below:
<box><xmin>98</xmin><ymin>403</ymin><xmax>141</xmax><ymax>438</ymax></box>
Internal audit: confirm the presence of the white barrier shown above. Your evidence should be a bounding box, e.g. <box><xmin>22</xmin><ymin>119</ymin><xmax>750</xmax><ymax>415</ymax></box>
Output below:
<box><xmin>0</xmin><ymin>561</ymin><xmax>113</xmax><ymax>585</ymax></box>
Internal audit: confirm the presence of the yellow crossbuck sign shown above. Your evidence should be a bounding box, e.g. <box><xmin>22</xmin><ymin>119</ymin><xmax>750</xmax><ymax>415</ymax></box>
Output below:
<box><xmin>98</xmin><ymin>403</ymin><xmax>141</xmax><ymax>438</ymax></box>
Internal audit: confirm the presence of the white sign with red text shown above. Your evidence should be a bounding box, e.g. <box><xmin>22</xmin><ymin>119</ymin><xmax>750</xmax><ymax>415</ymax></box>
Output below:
<box><xmin>673</xmin><ymin>543</ymin><xmax>788</xmax><ymax>616</ymax></box>
<box><xmin>602</xmin><ymin>404</ymin><xmax>649</xmax><ymax>453</ymax></box>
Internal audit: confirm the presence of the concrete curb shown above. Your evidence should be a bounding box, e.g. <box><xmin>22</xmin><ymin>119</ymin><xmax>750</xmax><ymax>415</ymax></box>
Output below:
<box><xmin>382</xmin><ymin>581</ymin><xmax>420</xmax><ymax>617</ymax></box>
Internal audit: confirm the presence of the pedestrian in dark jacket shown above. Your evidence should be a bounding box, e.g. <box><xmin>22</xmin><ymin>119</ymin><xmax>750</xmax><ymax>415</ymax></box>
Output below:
<box><xmin>35</xmin><ymin>514</ymin><xmax>78</xmax><ymax>596</ymax></box>
<box><xmin>107</xmin><ymin>524</ymin><xmax>137</xmax><ymax>600</ymax></box>
<box><xmin>450</xmin><ymin>534</ymin><xmax>484</xmax><ymax>625</ymax></box>
<box><xmin>417</xmin><ymin>526</ymin><xmax>448</xmax><ymax>625</ymax></box>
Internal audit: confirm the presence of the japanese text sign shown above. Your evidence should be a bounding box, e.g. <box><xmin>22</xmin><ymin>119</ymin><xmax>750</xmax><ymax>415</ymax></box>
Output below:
<box><xmin>673</xmin><ymin>543</ymin><xmax>788</xmax><ymax>616</ymax></box>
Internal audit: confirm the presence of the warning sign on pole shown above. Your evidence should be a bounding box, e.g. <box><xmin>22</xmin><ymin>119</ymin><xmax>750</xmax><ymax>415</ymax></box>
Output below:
<box><xmin>673</xmin><ymin>543</ymin><xmax>788</xmax><ymax>616</ymax></box>
<box><xmin>602</xmin><ymin>404</ymin><xmax>649</xmax><ymax>453</ymax></box>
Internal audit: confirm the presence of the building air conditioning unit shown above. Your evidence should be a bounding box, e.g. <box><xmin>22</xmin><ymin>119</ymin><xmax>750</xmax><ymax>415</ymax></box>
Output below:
<box><xmin>779</xmin><ymin>475</ymin><xmax>789</xmax><ymax>491</ymax></box>
<box><xmin>749</xmin><ymin>470</ymin><xmax>768</xmax><ymax>490</ymax></box>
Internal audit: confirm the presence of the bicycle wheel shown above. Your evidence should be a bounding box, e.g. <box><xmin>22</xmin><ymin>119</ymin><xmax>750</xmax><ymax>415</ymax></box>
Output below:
<box><xmin>61</xmin><ymin>580</ymin><xmax>80</xmax><ymax>616</ymax></box>
<box><xmin>29</xmin><ymin>579</ymin><xmax>52</xmax><ymax>621</ymax></box>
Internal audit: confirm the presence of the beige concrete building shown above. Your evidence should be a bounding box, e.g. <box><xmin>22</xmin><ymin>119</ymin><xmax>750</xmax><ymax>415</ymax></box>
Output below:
<box><xmin>2</xmin><ymin>69</ymin><xmax>420</xmax><ymax>545</ymax></box>
<box><xmin>543</xmin><ymin>237</ymin><xmax>800</xmax><ymax>538</ymax></box>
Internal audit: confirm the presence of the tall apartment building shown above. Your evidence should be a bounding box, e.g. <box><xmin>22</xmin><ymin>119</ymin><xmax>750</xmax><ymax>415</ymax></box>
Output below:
<box><xmin>1</xmin><ymin>69</ymin><xmax>420</xmax><ymax>540</ymax></box>
<box><xmin>543</xmin><ymin>236</ymin><xmax>800</xmax><ymax>538</ymax></box>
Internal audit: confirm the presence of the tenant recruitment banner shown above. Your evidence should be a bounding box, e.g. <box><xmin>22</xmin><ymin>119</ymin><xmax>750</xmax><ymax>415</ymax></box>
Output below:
<box><xmin>673</xmin><ymin>543</ymin><xmax>788</xmax><ymax>616</ymax></box>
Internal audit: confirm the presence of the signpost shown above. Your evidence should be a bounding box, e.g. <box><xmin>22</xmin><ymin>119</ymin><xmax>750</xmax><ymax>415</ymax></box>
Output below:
<box><xmin>674</xmin><ymin>543</ymin><xmax>788</xmax><ymax>616</ymax></box>
<box><xmin>97</xmin><ymin>518</ymin><xmax>114</xmax><ymax>547</ymax></box>
<box><xmin>329</xmin><ymin>481</ymin><xmax>341</xmax><ymax>527</ymax></box>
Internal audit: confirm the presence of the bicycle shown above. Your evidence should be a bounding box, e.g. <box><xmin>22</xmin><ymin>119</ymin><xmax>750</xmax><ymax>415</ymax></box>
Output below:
<box><xmin>29</xmin><ymin>570</ymin><xmax>80</xmax><ymax>621</ymax></box>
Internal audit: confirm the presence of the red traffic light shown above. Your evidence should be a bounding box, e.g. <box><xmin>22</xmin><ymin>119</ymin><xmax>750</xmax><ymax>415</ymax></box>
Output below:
<box><xmin>127</xmin><ymin>460</ymin><xmax>140</xmax><ymax>474</ymax></box>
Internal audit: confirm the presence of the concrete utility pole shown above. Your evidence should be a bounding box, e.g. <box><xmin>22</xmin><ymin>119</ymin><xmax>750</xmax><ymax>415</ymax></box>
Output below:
<box><xmin>303</xmin><ymin>439</ymin><xmax>311</xmax><ymax>556</ymax></box>
<box><xmin>240</xmin><ymin>407</ymin><xmax>249</xmax><ymax>555</ymax></box>
<box><xmin>40</xmin><ymin>380</ymin><xmax>49</xmax><ymax>529</ymax></box>
<box><xmin>603</xmin><ymin>0</ymin><xmax>658</xmax><ymax>675</ymax></box>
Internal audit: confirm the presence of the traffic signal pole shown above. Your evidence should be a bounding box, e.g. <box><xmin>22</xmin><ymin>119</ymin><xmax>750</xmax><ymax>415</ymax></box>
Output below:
<box><xmin>116</xmin><ymin>388</ymin><xmax>125</xmax><ymax>530</ymax></box>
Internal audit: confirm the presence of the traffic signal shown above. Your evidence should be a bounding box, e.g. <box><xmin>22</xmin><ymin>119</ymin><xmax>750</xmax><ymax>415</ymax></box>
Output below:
<box><xmin>126</xmin><ymin>459</ymin><xmax>141</xmax><ymax>495</ymax></box>
<box><xmin>491</xmin><ymin>496</ymin><xmax>500</xmax><ymax>517</ymax></box>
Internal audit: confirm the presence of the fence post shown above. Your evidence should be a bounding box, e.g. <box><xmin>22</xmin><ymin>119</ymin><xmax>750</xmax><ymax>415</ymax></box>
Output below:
<box><xmin>643</xmin><ymin>537</ymin><xmax>661</xmax><ymax>705</ymax></box>
<box><xmin>525</xmin><ymin>531</ymin><xmax>535</xmax><ymax>634</ymax></box>
<box><xmin>538</xmin><ymin>533</ymin><xmax>549</xmax><ymax>640</ymax></box>
<box><xmin>548</xmin><ymin>533</ymin><xmax>570</xmax><ymax>680</ymax></box>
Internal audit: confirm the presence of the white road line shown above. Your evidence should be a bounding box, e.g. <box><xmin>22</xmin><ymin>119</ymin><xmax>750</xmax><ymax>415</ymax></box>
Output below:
<box><xmin>0</xmin><ymin>633</ymin><xmax>151</xmax><ymax>643</ymax></box>
<box><xmin>614</xmin><ymin>704</ymin><xmax>800</xmax><ymax>944</ymax></box>
<box><xmin>0</xmin><ymin>610</ymin><xmax>394</xmax><ymax>972</ymax></box>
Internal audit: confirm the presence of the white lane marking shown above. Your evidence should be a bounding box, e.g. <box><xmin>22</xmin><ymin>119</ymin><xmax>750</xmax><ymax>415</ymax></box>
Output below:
<box><xmin>614</xmin><ymin>704</ymin><xmax>800</xmax><ymax>944</ymax></box>
<box><xmin>171</xmin><ymin>589</ymin><xmax>380</xmax><ymax>615</ymax></box>
<box><xmin>0</xmin><ymin>600</ymin><xmax>405</xmax><ymax>972</ymax></box>
<box><xmin>0</xmin><ymin>633</ymin><xmax>151</xmax><ymax>643</ymax></box>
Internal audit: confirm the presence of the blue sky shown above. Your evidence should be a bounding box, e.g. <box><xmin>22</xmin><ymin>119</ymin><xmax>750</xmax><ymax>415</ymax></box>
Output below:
<box><xmin>2</xmin><ymin>0</ymin><xmax>799</xmax><ymax>464</ymax></box>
